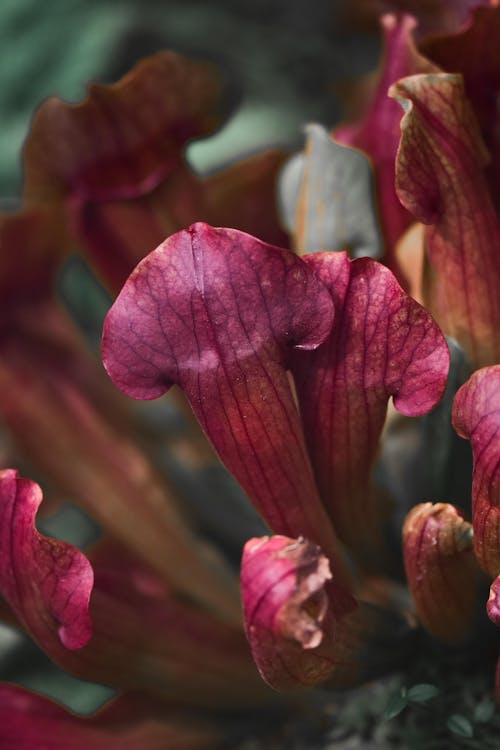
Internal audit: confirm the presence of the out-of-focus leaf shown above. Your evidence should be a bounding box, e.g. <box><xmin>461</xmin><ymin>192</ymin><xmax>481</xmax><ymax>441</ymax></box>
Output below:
<box><xmin>447</xmin><ymin>713</ymin><xmax>474</xmax><ymax>738</ymax></box>
<box><xmin>0</xmin><ymin>470</ymin><xmax>93</xmax><ymax>651</ymax></box>
<box><xmin>335</xmin><ymin>14</ymin><xmax>436</xmax><ymax>282</ymax></box>
<box><xmin>474</xmin><ymin>698</ymin><xmax>495</xmax><ymax>723</ymax></box>
<box><xmin>406</xmin><ymin>683</ymin><xmax>440</xmax><ymax>702</ymax></box>
<box><xmin>383</xmin><ymin>688</ymin><xmax>408</xmax><ymax>720</ymax></box>
<box><xmin>0</xmin><ymin>0</ymin><xmax>133</xmax><ymax>194</ymax></box>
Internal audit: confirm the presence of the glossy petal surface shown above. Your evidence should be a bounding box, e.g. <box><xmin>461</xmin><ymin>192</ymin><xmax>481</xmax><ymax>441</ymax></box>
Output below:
<box><xmin>0</xmin><ymin>470</ymin><xmax>93</xmax><ymax>651</ymax></box>
<box><xmin>403</xmin><ymin>502</ymin><xmax>480</xmax><ymax>643</ymax></box>
<box><xmin>452</xmin><ymin>366</ymin><xmax>500</xmax><ymax>577</ymax></box>
<box><xmin>291</xmin><ymin>252</ymin><xmax>449</xmax><ymax>568</ymax></box>
<box><xmin>391</xmin><ymin>73</ymin><xmax>500</xmax><ymax>367</ymax></box>
<box><xmin>103</xmin><ymin>223</ymin><xmax>344</xmax><ymax>563</ymax></box>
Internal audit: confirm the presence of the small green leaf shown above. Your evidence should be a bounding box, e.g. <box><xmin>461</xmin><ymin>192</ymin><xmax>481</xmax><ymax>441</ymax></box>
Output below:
<box><xmin>474</xmin><ymin>699</ymin><xmax>495</xmax><ymax>723</ymax></box>
<box><xmin>407</xmin><ymin>683</ymin><xmax>440</xmax><ymax>703</ymax></box>
<box><xmin>447</xmin><ymin>714</ymin><xmax>474</xmax><ymax>738</ymax></box>
<box><xmin>384</xmin><ymin>689</ymin><xmax>409</xmax><ymax>720</ymax></box>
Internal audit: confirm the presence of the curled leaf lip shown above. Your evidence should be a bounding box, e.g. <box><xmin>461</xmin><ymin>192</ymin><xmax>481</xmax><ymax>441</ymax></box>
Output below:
<box><xmin>403</xmin><ymin>502</ymin><xmax>480</xmax><ymax>644</ymax></box>
<box><xmin>290</xmin><ymin>250</ymin><xmax>449</xmax><ymax>568</ymax></box>
<box><xmin>0</xmin><ymin>469</ymin><xmax>94</xmax><ymax>652</ymax></box>
<box><xmin>390</xmin><ymin>72</ymin><xmax>500</xmax><ymax>367</ymax></box>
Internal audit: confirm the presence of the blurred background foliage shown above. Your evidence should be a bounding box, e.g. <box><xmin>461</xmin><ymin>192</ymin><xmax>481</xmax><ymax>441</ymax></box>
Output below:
<box><xmin>0</xmin><ymin>0</ymin><xmax>379</xmax><ymax>194</ymax></box>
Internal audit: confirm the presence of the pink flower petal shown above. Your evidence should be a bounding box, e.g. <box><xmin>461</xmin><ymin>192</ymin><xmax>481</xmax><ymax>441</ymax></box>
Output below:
<box><xmin>390</xmin><ymin>72</ymin><xmax>500</xmax><ymax>367</ymax></box>
<box><xmin>0</xmin><ymin>470</ymin><xmax>93</xmax><ymax>651</ymax></box>
<box><xmin>102</xmin><ymin>223</ymin><xmax>345</xmax><ymax>566</ymax></box>
<box><xmin>335</xmin><ymin>14</ymin><xmax>436</xmax><ymax>281</ymax></box>
<box><xmin>452</xmin><ymin>366</ymin><xmax>500</xmax><ymax>577</ymax></box>
<box><xmin>403</xmin><ymin>502</ymin><xmax>481</xmax><ymax>643</ymax></box>
<box><xmin>291</xmin><ymin>252</ymin><xmax>449</xmax><ymax>568</ymax></box>
<box><xmin>0</xmin><ymin>686</ymin><xmax>219</xmax><ymax>749</ymax></box>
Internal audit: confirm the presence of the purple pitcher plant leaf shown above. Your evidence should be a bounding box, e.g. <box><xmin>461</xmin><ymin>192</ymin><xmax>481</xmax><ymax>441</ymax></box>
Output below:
<box><xmin>23</xmin><ymin>52</ymin><xmax>287</xmax><ymax>294</ymax></box>
<box><xmin>452</xmin><ymin>366</ymin><xmax>500</xmax><ymax>579</ymax></box>
<box><xmin>403</xmin><ymin>502</ymin><xmax>481</xmax><ymax>643</ymax></box>
<box><xmin>0</xmin><ymin>470</ymin><xmax>93</xmax><ymax>652</ymax></box>
<box><xmin>241</xmin><ymin>535</ymin><xmax>359</xmax><ymax>690</ymax></box>
<box><xmin>278</xmin><ymin>123</ymin><xmax>382</xmax><ymax>258</ymax></box>
<box><xmin>335</xmin><ymin>14</ymin><xmax>436</xmax><ymax>282</ymax></box>
<box><xmin>391</xmin><ymin>73</ymin><xmax>500</xmax><ymax>368</ymax></box>
<box><xmin>102</xmin><ymin>223</ymin><xmax>348</xmax><ymax>570</ymax></box>
<box><xmin>291</xmin><ymin>251</ymin><xmax>449</xmax><ymax>569</ymax></box>
<box><xmin>0</xmin><ymin>686</ymin><xmax>220</xmax><ymax>749</ymax></box>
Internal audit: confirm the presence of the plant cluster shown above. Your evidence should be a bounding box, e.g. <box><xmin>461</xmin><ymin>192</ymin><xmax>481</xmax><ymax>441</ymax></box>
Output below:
<box><xmin>0</xmin><ymin>2</ymin><xmax>499</xmax><ymax>748</ymax></box>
